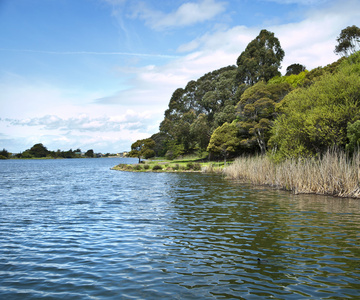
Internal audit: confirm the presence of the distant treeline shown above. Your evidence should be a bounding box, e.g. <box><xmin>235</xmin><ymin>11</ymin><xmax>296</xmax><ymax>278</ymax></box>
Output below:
<box><xmin>0</xmin><ymin>143</ymin><xmax>110</xmax><ymax>159</ymax></box>
<box><xmin>130</xmin><ymin>26</ymin><xmax>360</xmax><ymax>162</ymax></box>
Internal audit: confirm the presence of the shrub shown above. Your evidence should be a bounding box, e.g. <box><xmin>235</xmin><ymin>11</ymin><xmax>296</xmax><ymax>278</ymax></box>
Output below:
<box><xmin>172</xmin><ymin>164</ymin><xmax>180</xmax><ymax>171</ymax></box>
<box><xmin>186</xmin><ymin>162</ymin><xmax>194</xmax><ymax>170</ymax></box>
<box><xmin>152</xmin><ymin>165</ymin><xmax>162</xmax><ymax>171</ymax></box>
<box><xmin>134</xmin><ymin>164</ymin><xmax>142</xmax><ymax>170</ymax></box>
<box><xmin>144</xmin><ymin>164</ymin><xmax>150</xmax><ymax>170</ymax></box>
<box><xmin>193</xmin><ymin>163</ymin><xmax>201</xmax><ymax>171</ymax></box>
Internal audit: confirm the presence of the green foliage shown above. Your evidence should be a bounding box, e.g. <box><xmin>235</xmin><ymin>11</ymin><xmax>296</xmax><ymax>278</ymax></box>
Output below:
<box><xmin>0</xmin><ymin>148</ymin><xmax>10</xmax><ymax>159</ymax></box>
<box><xmin>85</xmin><ymin>149</ymin><xmax>94</xmax><ymax>158</ymax></box>
<box><xmin>152</xmin><ymin>165</ymin><xmax>162</xmax><ymax>171</ymax></box>
<box><xmin>268</xmin><ymin>71</ymin><xmax>308</xmax><ymax>88</ymax></box>
<box><xmin>207</xmin><ymin>122</ymin><xmax>240</xmax><ymax>163</ymax></box>
<box><xmin>28</xmin><ymin>143</ymin><xmax>49</xmax><ymax>158</ymax></box>
<box><xmin>269</xmin><ymin>56</ymin><xmax>360</xmax><ymax>159</ymax></box>
<box><xmin>159</xmin><ymin>66</ymin><xmax>239</xmax><ymax>157</ymax></box>
<box><xmin>134</xmin><ymin>164</ymin><xmax>143</xmax><ymax>170</ymax></box>
<box><xmin>346</xmin><ymin>120</ymin><xmax>360</xmax><ymax>154</ymax></box>
<box><xmin>237</xmin><ymin>29</ymin><xmax>285</xmax><ymax>85</ymax></box>
<box><xmin>165</xmin><ymin>142</ymin><xmax>185</xmax><ymax>160</ymax></box>
<box><xmin>285</xmin><ymin>63</ymin><xmax>306</xmax><ymax>76</ymax></box>
<box><xmin>334</xmin><ymin>25</ymin><xmax>360</xmax><ymax>57</ymax></box>
<box><xmin>236</xmin><ymin>81</ymin><xmax>293</xmax><ymax>154</ymax></box>
<box><xmin>129</xmin><ymin>138</ymin><xmax>156</xmax><ymax>163</ymax></box>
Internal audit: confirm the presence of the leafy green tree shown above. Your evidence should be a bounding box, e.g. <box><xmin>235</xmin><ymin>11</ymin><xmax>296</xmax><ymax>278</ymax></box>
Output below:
<box><xmin>190</xmin><ymin>113</ymin><xmax>211</xmax><ymax>151</ymax></box>
<box><xmin>207</xmin><ymin>122</ymin><xmax>240</xmax><ymax>163</ymax></box>
<box><xmin>237</xmin><ymin>29</ymin><xmax>285</xmax><ymax>85</ymax></box>
<box><xmin>335</xmin><ymin>25</ymin><xmax>360</xmax><ymax>57</ymax></box>
<box><xmin>159</xmin><ymin>66</ymin><xmax>239</xmax><ymax>157</ymax></box>
<box><xmin>269</xmin><ymin>54</ymin><xmax>360</xmax><ymax>159</ymax></box>
<box><xmin>85</xmin><ymin>149</ymin><xmax>94</xmax><ymax>158</ymax></box>
<box><xmin>0</xmin><ymin>148</ymin><xmax>10</xmax><ymax>159</ymax></box>
<box><xmin>235</xmin><ymin>81</ymin><xmax>293</xmax><ymax>154</ymax></box>
<box><xmin>346</xmin><ymin>120</ymin><xmax>360</xmax><ymax>155</ymax></box>
<box><xmin>150</xmin><ymin>132</ymin><xmax>168</xmax><ymax>157</ymax></box>
<box><xmin>285</xmin><ymin>63</ymin><xmax>306</xmax><ymax>76</ymax></box>
<box><xmin>268</xmin><ymin>71</ymin><xmax>308</xmax><ymax>88</ymax></box>
<box><xmin>29</xmin><ymin>143</ymin><xmax>49</xmax><ymax>158</ymax></box>
<box><xmin>129</xmin><ymin>138</ymin><xmax>156</xmax><ymax>163</ymax></box>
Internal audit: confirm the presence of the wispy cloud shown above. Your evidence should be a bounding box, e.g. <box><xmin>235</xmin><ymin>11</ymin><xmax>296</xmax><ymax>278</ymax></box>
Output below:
<box><xmin>132</xmin><ymin>0</ymin><xmax>227</xmax><ymax>30</ymax></box>
<box><xmin>4</xmin><ymin>112</ymin><xmax>154</xmax><ymax>133</ymax></box>
<box><xmin>0</xmin><ymin>48</ymin><xmax>180</xmax><ymax>59</ymax></box>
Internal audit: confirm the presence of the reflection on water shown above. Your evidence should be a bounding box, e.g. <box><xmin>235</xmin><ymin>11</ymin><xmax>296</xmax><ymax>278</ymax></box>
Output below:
<box><xmin>0</xmin><ymin>159</ymin><xmax>359</xmax><ymax>299</ymax></box>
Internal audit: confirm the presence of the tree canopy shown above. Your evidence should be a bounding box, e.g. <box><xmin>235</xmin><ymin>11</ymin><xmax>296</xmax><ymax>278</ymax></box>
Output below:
<box><xmin>285</xmin><ymin>63</ymin><xmax>306</xmax><ymax>76</ymax></box>
<box><xmin>146</xmin><ymin>26</ymin><xmax>360</xmax><ymax>161</ymax></box>
<box><xmin>236</xmin><ymin>29</ymin><xmax>285</xmax><ymax>85</ymax></box>
<box><xmin>129</xmin><ymin>138</ymin><xmax>156</xmax><ymax>163</ymax></box>
<box><xmin>269</xmin><ymin>52</ymin><xmax>360</xmax><ymax>159</ymax></box>
<box><xmin>207</xmin><ymin>122</ymin><xmax>240</xmax><ymax>163</ymax></box>
<box><xmin>334</xmin><ymin>25</ymin><xmax>360</xmax><ymax>57</ymax></box>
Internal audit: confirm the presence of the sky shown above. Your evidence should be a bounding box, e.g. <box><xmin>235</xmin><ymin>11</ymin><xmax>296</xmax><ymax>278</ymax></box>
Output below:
<box><xmin>1</xmin><ymin>0</ymin><xmax>359</xmax><ymax>154</ymax></box>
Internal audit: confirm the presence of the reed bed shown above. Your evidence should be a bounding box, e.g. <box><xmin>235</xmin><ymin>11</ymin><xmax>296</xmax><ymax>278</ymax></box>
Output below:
<box><xmin>223</xmin><ymin>150</ymin><xmax>360</xmax><ymax>198</ymax></box>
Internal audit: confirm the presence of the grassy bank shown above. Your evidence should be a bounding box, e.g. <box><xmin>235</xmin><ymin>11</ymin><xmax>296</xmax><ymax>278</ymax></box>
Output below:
<box><xmin>223</xmin><ymin>150</ymin><xmax>360</xmax><ymax>198</ymax></box>
<box><xmin>111</xmin><ymin>156</ymin><xmax>225</xmax><ymax>173</ymax></box>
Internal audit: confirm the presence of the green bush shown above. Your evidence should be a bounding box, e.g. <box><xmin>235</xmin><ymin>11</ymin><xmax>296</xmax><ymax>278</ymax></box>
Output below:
<box><xmin>193</xmin><ymin>163</ymin><xmax>201</xmax><ymax>171</ymax></box>
<box><xmin>134</xmin><ymin>164</ymin><xmax>142</xmax><ymax>170</ymax></box>
<box><xmin>152</xmin><ymin>165</ymin><xmax>162</xmax><ymax>171</ymax></box>
<box><xmin>144</xmin><ymin>164</ymin><xmax>150</xmax><ymax>170</ymax></box>
<box><xmin>186</xmin><ymin>162</ymin><xmax>194</xmax><ymax>170</ymax></box>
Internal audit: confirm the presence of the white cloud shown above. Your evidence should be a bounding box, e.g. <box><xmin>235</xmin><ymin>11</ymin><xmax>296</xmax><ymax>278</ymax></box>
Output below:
<box><xmin>132</xmin><ymin>0</ymin><xmax>227</xmax><ymax>30</ymax></box>
<box><xmin>4</xmin><ymin>111</ymin><xmax>154</xmax><ymax>133</ymax></box>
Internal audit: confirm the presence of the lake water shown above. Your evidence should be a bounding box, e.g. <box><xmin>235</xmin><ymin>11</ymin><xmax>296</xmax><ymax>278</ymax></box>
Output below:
<box><xmin>0</xmin><ymin>158</ymin><xmax>359</xmax><ymax>299</ymax></box>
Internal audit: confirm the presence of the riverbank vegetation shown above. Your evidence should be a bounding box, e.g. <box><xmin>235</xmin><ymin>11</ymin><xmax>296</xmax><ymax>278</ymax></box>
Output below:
<box><xmin>112</xmin><ymin>155</ymin><xmax>225</xmax><ymax>173</ymax></box>
<box><xmin>123</xmin><ymin>26</ymin><xmax>360</xmax><ymax>198</ymax></box>
<box><xmin>0</xmin><ymin>143</ymin><xmax>108</xmax><ymax>159</ymax></box>
<box><xmin>130</xmin><ymin>26</ymin><xmax>360</xmax><ymax>163</ymax></box>
<box><xmin>224</xmin><ymin>150</ymin><xmax>360</xmax><ymax>198</ymax></box>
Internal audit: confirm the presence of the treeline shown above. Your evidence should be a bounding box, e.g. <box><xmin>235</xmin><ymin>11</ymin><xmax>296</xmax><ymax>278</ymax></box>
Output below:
<box><xmin>131</xmin><ymin>26</ymin><xmax>360</xmax><ymax>162</ymax></box>
<box><xmin>0</xmin><ymin>143</ymin><xmax>99</xmax><ymax>159</ymax></box>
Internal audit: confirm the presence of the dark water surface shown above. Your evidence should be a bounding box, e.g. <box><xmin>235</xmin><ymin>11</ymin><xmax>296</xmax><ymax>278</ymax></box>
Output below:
<box><xmin>0</xmin><ymin>158</ymin><xmax>359</xmax><ymax>299</ymax></box>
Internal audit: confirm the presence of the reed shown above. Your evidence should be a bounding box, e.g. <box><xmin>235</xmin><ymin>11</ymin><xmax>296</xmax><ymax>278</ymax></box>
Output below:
<box><xmin>223</xmin><ymin>150</ymin><xmax>360</xmax><ymax>198</ymax></box>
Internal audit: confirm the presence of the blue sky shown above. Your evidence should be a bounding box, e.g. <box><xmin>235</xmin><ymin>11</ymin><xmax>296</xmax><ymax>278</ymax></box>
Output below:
<box><xmin>1</xmin><ymin>0</ymin><xmax>359</xmax><ymax>153</ymax></box>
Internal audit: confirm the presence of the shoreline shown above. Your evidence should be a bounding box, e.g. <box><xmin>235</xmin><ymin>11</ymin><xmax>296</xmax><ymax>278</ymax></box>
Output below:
<box><xmin>111</xmin><ymin>159</ymin><xmax>225</xmax><ymax>173</ymax></box>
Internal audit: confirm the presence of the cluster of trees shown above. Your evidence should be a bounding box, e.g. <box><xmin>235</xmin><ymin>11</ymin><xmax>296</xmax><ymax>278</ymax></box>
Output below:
<box><xmin>131</xmin><ymin>25</ymin><xmax>360</xmax><ymax>162</ymax></box>
<box><xmin>0</xmin><ymin>143</ymin><xmax>97</xmax><ymax>159</ymax></box>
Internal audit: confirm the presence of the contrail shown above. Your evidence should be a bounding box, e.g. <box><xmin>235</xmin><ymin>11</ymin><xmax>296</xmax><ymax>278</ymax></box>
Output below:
<box><xmin>0</xmin><ymin>48</ymin><xmax>180</xmax><ymax>58</ymax></box>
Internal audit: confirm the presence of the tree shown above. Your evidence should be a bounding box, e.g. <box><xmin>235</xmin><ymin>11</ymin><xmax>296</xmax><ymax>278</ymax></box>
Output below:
<box><xmin>207</xmin><ymin>122</ymin><xmax>240</xmax><ymax>164</ymax></box>
<box><xmin>129</xmin><ymin>138</ymin><xmax>156</xmax><ymax>163</ymax></box>
<box><xmin>235</xmin><ymin>81</ymin><xmax>293</xmax><ymax>154</ymax></box>
<box><xmin>28</xmin><ymin>143</ymin><xmax>49</xmax><ymax>158</ymax></box>
<box><xmin>285</xmin><ymin>63</ymin><xmax>306</xmax><ymax>76</ymax></box>
<box><xmin>269</xmin><ymin>55</ymin><xmax>360</xmax><ymax>159</ymax></box>
<box><xmin>0</xmin><ymin>148</ymin><xmax>9</xmax><ymax>159</ymax></box>
<box><xmin>346</xmin><ymin>120</ymin><xmax>360</xmax><ymax>155</ymax></box>
<box><xmin>335</xmin><ymin>25</ymin><xmax>360</xmax><ymax>57</ymax></box>
<box><xmin>159</xmin><ymin>66</ymin><xmax>239</xmax><ymax>157</ymax></box>
<box><xmin>85</xmin><ymin>149</ymin><xmax>94</xmax><ymax>158</ymax></box>
<box><xmin>237</xmin><ymin>29</ymin><xmax>285</xmax><ymax>85</ymax></box>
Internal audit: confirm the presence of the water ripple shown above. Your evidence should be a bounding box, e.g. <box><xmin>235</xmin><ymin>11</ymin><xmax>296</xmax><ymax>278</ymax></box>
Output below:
<box><xmin>1</xmin><ymin>159</ymin><xmax>360</xmax><ymax>299</ymax></box>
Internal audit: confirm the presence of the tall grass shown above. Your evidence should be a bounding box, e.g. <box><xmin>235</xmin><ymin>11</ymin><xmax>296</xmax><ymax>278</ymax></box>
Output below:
<box><xmin>223</xmin><ymin>150</ymin><xmax>360</xmax><ymax>198</ymax></box>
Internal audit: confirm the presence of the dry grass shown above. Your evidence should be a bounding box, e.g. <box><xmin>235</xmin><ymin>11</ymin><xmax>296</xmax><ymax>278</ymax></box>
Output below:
<box><xmin>223</xmin><ymin>150</ymin><xmax>360</xmax><ymax>198</ymax></box>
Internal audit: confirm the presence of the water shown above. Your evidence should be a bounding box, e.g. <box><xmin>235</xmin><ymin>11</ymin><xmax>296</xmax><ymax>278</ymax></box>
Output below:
<box><xmin>0</xmin><ymin>158</ymin><xmax>359</xmax><ymax>299</ymax></box>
